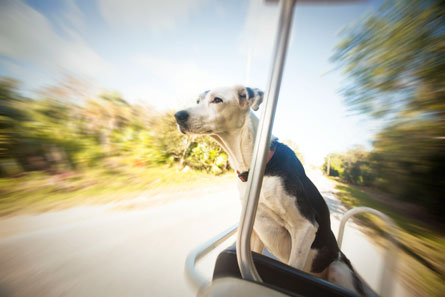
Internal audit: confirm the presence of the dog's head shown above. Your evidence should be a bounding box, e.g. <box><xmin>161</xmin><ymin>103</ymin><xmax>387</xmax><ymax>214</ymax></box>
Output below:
<box><xmin>175</xmin><ymin>85</ymin><xmax>264</xmax><ymax>135</ymax></box>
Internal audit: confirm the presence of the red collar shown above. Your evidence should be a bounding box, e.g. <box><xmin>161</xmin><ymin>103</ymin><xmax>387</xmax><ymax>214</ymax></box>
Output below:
<box><xmin>236</xmin><ymin>143</ymin><xmax>276</xmax><ymax>183</ymax></box>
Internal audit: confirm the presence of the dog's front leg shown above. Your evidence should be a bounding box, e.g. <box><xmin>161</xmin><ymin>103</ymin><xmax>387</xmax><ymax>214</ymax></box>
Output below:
<box><xmin>251</xmin><ymin>229</ymin><xmax>264</xmax><ymax>254</ymax></box>
<box><xmin>287</xmin><ymin>222</ymin><xmax>317</xmax><ymax>270</ymax></box>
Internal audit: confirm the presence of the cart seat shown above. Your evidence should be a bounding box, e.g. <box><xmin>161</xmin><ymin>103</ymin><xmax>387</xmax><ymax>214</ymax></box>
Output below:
<box><xmin>212</xmin><ymin>247</ymin><xmax>360</xmax><ymax>297</ymax></box>
<box><xmin>198</xmin><ymin>277</ymin><xmax>301</xmax><ymax>297</ymax></box>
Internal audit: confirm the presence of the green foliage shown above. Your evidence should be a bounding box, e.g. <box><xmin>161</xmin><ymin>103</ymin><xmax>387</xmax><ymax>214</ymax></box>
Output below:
<box><xmin>149</xmin><ymin>111</ymin><xmax>188</xmax><ymax>164</ymax></box>
<box><xmin>333</xmin><ymin>0</ymin><xmax>445</xmax><ymax>120</ymax></box>
<box><xmin>0</xmin><ymin>78</ymin><xmax>29</xmax><ymax>164</ymax></box>
<box><xmin>322</xmin><ymin>153</ymin><xmax>344</xmax><ymax>177</ymax></box>
<box><xmin>185</xmin><ymin>136</ymin><xmax>228</xmax><ymax>174</ymax></box>
<box><xmin>341</xmin><ymin>148</ymin><xmax>375</xmax><ymax>186</ymax></box>
<box><xmin>0</xmin><ymin>77</ymin><xmax>230</xmax><ymax>177</ymax></box>
<box><xmin>323</xmin><ymin>147</ymin><xmax>375</xmax><ymax>186</ymax></box>
<box><xmin>371</xmin><ymin>120</ymin><xmax>444</xmax><ymax>212</ymax></box>
<box><xmin>332</xmin><ymin>0</ymin><xmax>445</xmax><ymax>215</ymax></box>
<box><xmin>324</xmin><ymin>122</ymin><xmax>444</xmax><ymax>214</ymax></box>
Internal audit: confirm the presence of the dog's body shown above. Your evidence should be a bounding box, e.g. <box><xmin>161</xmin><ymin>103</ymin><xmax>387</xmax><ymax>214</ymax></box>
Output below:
<box><xmin>175</xmin><ymin>86</ymin><xmax>378</xmax><ymax>297</ymax></box>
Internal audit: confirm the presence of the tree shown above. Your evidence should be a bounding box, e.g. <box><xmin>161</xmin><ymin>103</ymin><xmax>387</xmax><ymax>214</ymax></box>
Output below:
<box><xmin>82</xmin><ymin>91</ymin><xmax>133</xmax><ymax>154</ymax></box>
<box><xmin>333</xmin><ymin>0</ymin><xmax>445</xmax><ymax>120</ymax></box>
<box><xmin>0</xmin><ymin>78</ymin><xmax>29</xmax><ymax>174</ymax></box>
<box><xmin>333</xmin><ymin>0</ymin><xmax>445</xmax><ymax>213</ymax></box>
<box><xmin>0</xmin><ymin>76</ymin><xmax>231</xmax><ymax>175</ymax></box>
<box><xmin>322</xmin><ymin>148</ymin><xmax>376</xmax><ymax>186</ymax></box>
<box><xmin>0</xmin><ymin>79</ymin><xmax>26</xmax><ymax>154</ymax></box>
<box><xmin>371</xmin><ymin>120</ymin><xmax>444</xmax><ymax>211</ymax></box>
<box><xmin>322</xmin><ymin>153</ymin><xmax>344</xmax><ymax>177</ymax></box>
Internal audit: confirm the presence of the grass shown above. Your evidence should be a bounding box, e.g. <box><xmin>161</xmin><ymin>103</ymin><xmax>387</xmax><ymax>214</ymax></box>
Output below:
<box><xmin>331</xmin><ymin>178</ymin><xmax>445</xmax><ymax>297</ymax></box>
<box><xmin>0</xmin><ymin>166</ymin><xmax>232</xmax><ymax>217</ymax></box>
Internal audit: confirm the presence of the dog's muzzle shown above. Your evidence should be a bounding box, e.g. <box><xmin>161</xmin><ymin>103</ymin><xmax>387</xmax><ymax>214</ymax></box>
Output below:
<box><xmin>174</xmin><ymin>110</ymin><xmax>189</xmax><ymax>133</ymax></box>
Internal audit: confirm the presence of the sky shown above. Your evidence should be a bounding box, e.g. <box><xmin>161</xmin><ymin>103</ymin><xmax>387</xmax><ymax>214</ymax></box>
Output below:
<box><xmin>0</xmin><ymin>0</ymin><xmax>384</xmax><ymax>166</ymax></box>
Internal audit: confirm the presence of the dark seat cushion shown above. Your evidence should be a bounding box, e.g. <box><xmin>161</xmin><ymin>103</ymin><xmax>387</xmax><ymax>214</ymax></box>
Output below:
<box><xmin>213</xmin><ymin>247</ymin><xmax>360</xmax><ymax>297</ymax></box>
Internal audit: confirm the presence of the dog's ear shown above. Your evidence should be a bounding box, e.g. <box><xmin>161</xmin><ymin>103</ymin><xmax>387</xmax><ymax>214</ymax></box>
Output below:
<box><xmin>237</xmin><ymin>86</ymin><xmax>264</xmax><ymax>111</ymax></box>
<box><xmin>249</xmin><ymin>88</ymin><xmax>264</xmax><ymax>111</ymax></box>
<box><xmin>197</xmin><ymin>90</ymin><xmax>210</xmax><ymax>104</ymax></box>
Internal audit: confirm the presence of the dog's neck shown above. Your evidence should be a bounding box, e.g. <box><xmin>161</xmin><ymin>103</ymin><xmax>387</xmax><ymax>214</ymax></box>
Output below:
<box><xmin>211</xmin><ymin>112</ymin><xmax>259</xmax><ymax>173</ymax></box>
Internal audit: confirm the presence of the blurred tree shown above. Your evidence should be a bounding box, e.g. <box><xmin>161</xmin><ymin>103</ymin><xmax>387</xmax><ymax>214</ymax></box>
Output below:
<box><xmin>371</xmin><ymin>121</ymin><xmax>444</xmax><ymax>212</ymax></box>
<box><xmin>185</xmin><ymin>136</ymin><xmax>228</xmax><ymax>174</ymax></box>
<box><xmin>322</xmin><ymin>147</ymin><xmax>375</xmax><ymax>186</ymax></box>
<box><xmin>39</xmin><ymin>74</ymin><xmax>94</xmax><ymax>103</ymax></box>
<box><xmin>0</xmin><ymin>76</ymin><xmax>231</xmax><ymax>175</ymax></box>
<box><xmin>341</xmin><ymin>147</ymin><xmax>375</xmax><ymax>186</ymax></box>
<box><xmin>24</xmin><ymin>98</ymin><xmax>82</xmax><ymax>171</ymax></box>
<box><xmin>83</xmin><ymin>91</ymin><xmax>132</xmax><ymax>154</ymax></box>
<box><xmin>0</xmin><ymin>78</ymin><xmax>29</xmax><ymax>174</ymax></box>
<box><xmin>322</xmin><ymin>153</ymin><xmax>344</xmax><ymax>177</ymax></box>
<box><xmin>149</xmin><ymin>111</ymin><xmax>188</xmax><ymax>164</ymax></box>
<box><xmin>333</xmin><ymin>0</ymin><xmax>445</xmax><ymax>120</ymax></box>
<box><xmin>333</xmin><ymin>0</ymin><xmax>445</xmax><ymax>213</ymax></box>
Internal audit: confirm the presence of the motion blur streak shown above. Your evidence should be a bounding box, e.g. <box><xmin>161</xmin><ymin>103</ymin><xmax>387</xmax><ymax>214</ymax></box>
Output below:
<box><xmin>0</xmin><ymin>0</ymin><xmax>443</xmax><ymax>297</ymax></box>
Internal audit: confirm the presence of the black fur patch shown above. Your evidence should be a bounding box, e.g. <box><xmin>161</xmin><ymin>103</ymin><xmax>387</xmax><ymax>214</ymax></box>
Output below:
<box><xmin>310</xmin><ymin>243</ymin><xmax>338</xmax><ymax>273</ymax></box>
<box><xmin>264</xmin><ymin>141</ymin><xmax>340</xmax><ymax>273</ymax></box>
<box><xmin>246</xmin><ymin>87</ymin><xmax>254</xmax><ymax>99</ymax></box>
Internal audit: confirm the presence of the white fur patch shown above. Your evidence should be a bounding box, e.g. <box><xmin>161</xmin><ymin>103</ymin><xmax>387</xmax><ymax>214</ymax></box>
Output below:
<box><xmin>243</xmin><ymin>176</ymin><xmax>318</xmax><ymax>270</ymax></box>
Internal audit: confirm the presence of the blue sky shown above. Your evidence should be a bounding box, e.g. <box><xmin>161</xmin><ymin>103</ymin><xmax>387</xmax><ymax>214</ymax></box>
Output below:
<box><xmin>0</xmin><ymin>0</ymin><xmax>383</xmax><ymax>165</ymax></box>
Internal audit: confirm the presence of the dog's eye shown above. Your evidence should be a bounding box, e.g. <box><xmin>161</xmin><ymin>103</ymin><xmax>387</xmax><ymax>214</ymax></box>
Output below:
<box><xmin>212</xmin><ymin>97</ymin><xmax>223</xmax><ymax>104</ymax></box>
<box><xmin>196</xmin><ymin>99</ymin><xmax>200</xmax><ymax>104</ymax></box>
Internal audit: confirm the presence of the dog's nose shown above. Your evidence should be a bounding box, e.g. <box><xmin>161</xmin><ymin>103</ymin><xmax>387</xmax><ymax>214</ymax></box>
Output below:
<box><xmin>174</xmin><ymin>110</ymin><xmax>189</xmax><ymax>124</ymax></box>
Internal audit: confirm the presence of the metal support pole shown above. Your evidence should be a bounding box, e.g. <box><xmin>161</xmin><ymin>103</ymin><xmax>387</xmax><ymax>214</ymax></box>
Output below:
<box><xmin>337</xmin><ymin>207</ymin><xmax>398</xmax><ymax>297</ymax></box>
<box><xmin>236</xmin><ymin>0</ymin><xmax>296</xmax><ymax>282</ymax></box>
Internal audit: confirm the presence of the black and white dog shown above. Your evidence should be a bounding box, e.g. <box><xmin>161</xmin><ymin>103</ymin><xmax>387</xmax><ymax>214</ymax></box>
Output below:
<box><xmin>175</xmin><ymin>86</ymin><xmax>378</xmax><ymax>297</ymax></box>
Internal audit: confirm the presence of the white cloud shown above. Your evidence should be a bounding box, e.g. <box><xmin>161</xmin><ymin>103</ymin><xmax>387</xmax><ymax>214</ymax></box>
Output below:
<box><xmin>122</xmin><ymin>55</ymin><xmax>236</xmax><ymax>110</ymax></box>
<box><xmin>124</xmin><ymin>85</ymin><xmax>173</xmax><ymax>110</ymax></box>
<box><xmin>0</xmin><ymin>0</ymin><xmax>113</xmax><ymax>84</ymax></box>
<box><xmin>98</xmin><ymin>0</ymin><xmax>208</xmax><ymax>35</ymax></box>
<box><xmin>136</xmin><ymin>55</ymin><xmax>223</xmax><ymax>91</ymax></box>
<box><xmin>56</xmin><ymin>0</ymin><xmax>86</xmax><ymax>33</ymax></box>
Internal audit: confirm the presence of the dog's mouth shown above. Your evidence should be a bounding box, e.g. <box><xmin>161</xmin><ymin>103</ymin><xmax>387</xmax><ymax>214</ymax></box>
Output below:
<box><xmin>176</xmin><ymin>124</ymin><xmax>213</xmax><ymax>135</ymax></box>
<box><xmin>177</xmin><ymin>124</ymin><xmax>188</xmax><ymax>135</ymax></box>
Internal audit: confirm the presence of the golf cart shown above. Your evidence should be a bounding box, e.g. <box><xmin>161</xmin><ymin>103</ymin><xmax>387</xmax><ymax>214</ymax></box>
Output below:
<box><xmin>184</xmin><ymin>1</ymin><xmax>398</xmax><ymax>296</ymax></box>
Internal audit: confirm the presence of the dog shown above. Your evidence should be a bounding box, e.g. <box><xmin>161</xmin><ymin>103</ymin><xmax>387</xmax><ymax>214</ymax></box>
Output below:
<box><xmin>175</xmin><ymin>85</ymin><xmax>378</xmax><ymax>297</ymax></box>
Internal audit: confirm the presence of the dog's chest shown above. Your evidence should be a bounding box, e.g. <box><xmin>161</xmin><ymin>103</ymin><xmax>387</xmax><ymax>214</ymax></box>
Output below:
<box><xmin>238</xmin><ymin>176</ymin><xmax>307</xmax><ymax>226</ymax></box>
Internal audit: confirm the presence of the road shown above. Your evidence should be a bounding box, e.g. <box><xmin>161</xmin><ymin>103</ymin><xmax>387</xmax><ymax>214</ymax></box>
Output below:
<box><xmin>0</xmin><ymin>171</ymin><xmax>408</xmax><ymax>297</ymax></box>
